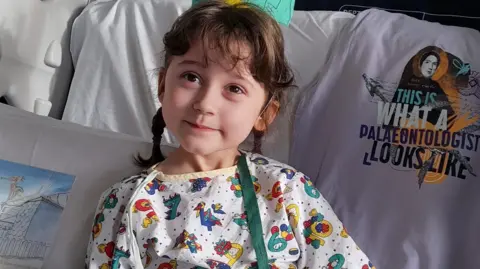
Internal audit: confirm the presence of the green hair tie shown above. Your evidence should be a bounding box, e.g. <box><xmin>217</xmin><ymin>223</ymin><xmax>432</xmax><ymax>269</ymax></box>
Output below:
<box><xmin>192</xmin><ymin>0</ymin><xmax>295</xmax><ymax>26</ymax></box>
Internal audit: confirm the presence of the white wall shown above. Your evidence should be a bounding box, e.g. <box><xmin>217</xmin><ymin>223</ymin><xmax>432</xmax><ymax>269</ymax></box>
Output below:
<box><xmin>0</xmin><ymin>0</ymin><xmax>86</xmax><ymax>116</ymax></box>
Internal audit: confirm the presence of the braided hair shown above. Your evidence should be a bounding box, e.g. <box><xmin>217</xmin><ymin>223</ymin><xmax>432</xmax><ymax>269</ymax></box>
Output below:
<box><xmin>135</xmin><ymin>107</ymin><xmax>166</xmax><ymax>168</ymax></box>
<box><xmin>252</xmin><ymin>129</ymin><xmax>264</xmax><ymax>154</ymax></box>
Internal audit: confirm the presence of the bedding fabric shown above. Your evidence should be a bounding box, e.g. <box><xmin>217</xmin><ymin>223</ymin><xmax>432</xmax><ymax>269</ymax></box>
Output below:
<box><xmin>62</xmin><ymin>0</ymin><xmax>353</xmax><ymax>163</ymax></box>
<box><xmin>291</xmin><ymin>9</ymin><xmax>480</xmax><ymax>269</ymax></box>
<box><xmin>63</xmin><ymin>0</ymin><xmax>189</xmax><ymax>141</ymax></box>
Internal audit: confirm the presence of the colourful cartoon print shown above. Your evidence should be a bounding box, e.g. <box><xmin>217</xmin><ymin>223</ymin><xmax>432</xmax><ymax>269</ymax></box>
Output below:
<box><xmin>174</xmin><ymin>230</ymin><xmax>203</xmax><ymax>253</ymax></box>
<box><xmin>145</xmin><ymin>179</ymin><xmax>167</xmax><ymax>195</ymax></box>
<box><xmin>86</xmin><ymin>152</ymin><xmax>371</xmax><ymax>268</ymax></box>
<box><xmin>227</xmin><ymin>173</ymin><xmax>261</xmax><ymax>197</ymax></box>
<box><xmin>268</xmin><ymin>224</ymin><xmax>294</xmax><ymax>252</ymax></box>
<box><xmin>190</xmin><ymin>177</ymin><xmax>212</xmax><ymax>192</ymax></box>
<box><xmin>194</xmin><ymin>202</ymin><xmax>224</xmax><ymax>231</ymax></box>
<box><xmin>163</xmin><ymin>193</ymin><xmax>182</xmax><ymax>220</ymax></box>
<box><xmin>132</xmin><ymin>198</ymin><xmax>160</xmax><ymax>228</ymax></box>
<box><xmin>303</xmin><ymin>209</ymin><xmax>333</xmax><ymax>249</ymax></box>
<box><xmin>300</xmin><ymin>176</ymin><xmax>320</xmax><ymax>198</ymax></box>
<box><xmin>214</xmin><ymin>239</ymin><xmax>243</xmax><ymax>266</ymax></box>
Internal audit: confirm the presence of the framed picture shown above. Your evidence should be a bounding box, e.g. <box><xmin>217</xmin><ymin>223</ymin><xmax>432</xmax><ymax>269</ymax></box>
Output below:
<box><xmin>0</xmin><ymin>159</ymin><xmax>75</xmax><ymax>269</ymax></box>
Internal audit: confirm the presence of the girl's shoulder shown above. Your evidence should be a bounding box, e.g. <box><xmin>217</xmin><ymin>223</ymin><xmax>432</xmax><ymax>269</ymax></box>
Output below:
<box><xmin>116</xmin><ymin>169</ymin><xmax>151</xmax><ymax>188</ymax></box>
<box><xmin>244</xmin><ymin>152</ymin><xmax>308</xmax><ymax>185</ymax></box>
<box><xmin>98</xmin><ymin>170</ymin><xmax>151</xmax><ymax>202</ymax></box>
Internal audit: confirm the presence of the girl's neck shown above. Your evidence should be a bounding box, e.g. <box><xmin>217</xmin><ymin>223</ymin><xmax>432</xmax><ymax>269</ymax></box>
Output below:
<box><xmin>156</xmin><ymin>146</ymin><xmax>240</xmax><ymax>175</ymax></box>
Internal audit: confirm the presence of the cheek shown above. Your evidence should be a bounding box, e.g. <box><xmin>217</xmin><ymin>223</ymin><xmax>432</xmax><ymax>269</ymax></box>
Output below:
<box><xmin>163</xmin><ymin>76</ymin><xmax>196</xmax><ymax>108</ymax></box>
<box><xmin>161</xmin><ymin>81</ymin><xmax>192</xmax><ymax>128</ymax></box>
<box><xmin>221</xmin><ymin>103</ymin><xmax>261</xmax><ymax>136</ymax></box>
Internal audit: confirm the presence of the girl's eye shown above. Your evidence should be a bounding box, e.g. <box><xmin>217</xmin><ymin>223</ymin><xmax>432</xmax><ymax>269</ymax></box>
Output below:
<box><xmin>227</xmin><ymin>85</ymin><xmax>245</xmax><ymax>94</ymax></box>
<box><xmin>182</xmin><ymin>73</ymin><xmax>200</xmax><ymax>83</ymax></box>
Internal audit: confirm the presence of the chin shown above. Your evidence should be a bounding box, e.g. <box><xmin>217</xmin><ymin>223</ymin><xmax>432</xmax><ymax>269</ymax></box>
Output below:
<box><xmin>180</xmin><ymin>140</ymin><xmax>220</xmax><ymax>156</ymax></box>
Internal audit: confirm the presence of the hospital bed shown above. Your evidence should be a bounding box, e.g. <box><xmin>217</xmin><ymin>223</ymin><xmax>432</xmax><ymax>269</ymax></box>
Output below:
<box><xmin>1</xmin><ymin>0</ymin><xmax>479</xmax><ymax>268</ymax></box>
<box><xmin>0</xmin><ymin>2</ymin><xmax>354</xmax><ymax>268</ymax></box>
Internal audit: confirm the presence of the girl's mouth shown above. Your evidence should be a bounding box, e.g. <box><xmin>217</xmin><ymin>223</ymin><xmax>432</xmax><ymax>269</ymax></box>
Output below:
<box><xmin>185</xmin><ymin>121</ymin><xmax>216</xmax><ymax>131</ymax></box>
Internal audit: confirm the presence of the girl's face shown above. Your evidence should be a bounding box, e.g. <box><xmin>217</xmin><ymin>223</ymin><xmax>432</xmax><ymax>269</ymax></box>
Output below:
<box><xmin>159</xmin><ymin>40</ymin><xmax>268</xmax><ymax>156</ymax></box>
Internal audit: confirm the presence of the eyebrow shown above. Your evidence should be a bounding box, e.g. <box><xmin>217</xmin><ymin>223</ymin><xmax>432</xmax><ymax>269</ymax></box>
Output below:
<box><xmin>177</xmin><ymin>59</ymin><xmax>207</xmax><ymax>68</ymax></box>
<box><xmin>178</xmin><ymin>58</ymin><xmax>256</xmax><ymax>87</ymax></box>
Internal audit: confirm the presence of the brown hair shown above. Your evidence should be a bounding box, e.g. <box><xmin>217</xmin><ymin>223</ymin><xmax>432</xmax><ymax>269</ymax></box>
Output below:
<box><xmin>136</xmin><ymin>0</ymin><xmax>295</xmax><ymax>168</ymax></box>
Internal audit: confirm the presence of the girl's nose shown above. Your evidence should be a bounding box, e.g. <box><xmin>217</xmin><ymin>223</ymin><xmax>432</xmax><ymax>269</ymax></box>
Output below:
<box><xmin>192</xmin><ymin>86</ymin><xmax>218</xmax><ymax>115</ymax></box>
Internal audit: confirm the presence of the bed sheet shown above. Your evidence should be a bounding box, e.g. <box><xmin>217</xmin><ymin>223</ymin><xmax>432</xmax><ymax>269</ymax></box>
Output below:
<box><xmin>62</xmin><ymin>0</ymin><xmax>353</xmax><ymax>163</ymax></box>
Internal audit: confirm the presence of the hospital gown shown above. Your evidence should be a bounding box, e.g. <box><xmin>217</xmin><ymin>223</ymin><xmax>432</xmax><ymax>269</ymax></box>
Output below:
<box><xmin>86</xmin><ymin>152</ymin><xmax>373</xmax><ymax>269</ymax></box>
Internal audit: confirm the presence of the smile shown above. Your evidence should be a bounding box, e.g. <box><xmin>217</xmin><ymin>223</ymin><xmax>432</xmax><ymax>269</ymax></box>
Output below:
<box><xmin>185</xmin><ymin>121</ymin><xmax>216</xmax><ymax>131</ymax></box>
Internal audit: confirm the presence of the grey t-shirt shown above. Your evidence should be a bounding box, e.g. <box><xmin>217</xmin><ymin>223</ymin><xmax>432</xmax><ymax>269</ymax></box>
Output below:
<box><xmin>291</xmin><ymin>8</ymin><xmax>480</xmax><ymax>269</ymax></box>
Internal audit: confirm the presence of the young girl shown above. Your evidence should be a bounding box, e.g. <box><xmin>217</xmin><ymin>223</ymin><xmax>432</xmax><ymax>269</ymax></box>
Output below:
<box><xmin>86</xmin><ymin>1</ymin><xmax>374</xmax><ymax>268</ymax></box>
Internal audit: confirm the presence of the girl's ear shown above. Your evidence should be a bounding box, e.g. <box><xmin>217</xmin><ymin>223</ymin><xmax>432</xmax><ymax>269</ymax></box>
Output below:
<box><xmin>253</xmin><ymin>99</ymin><xmax>280</xmax><ymax>132</ymax></box>
<box><xmin>158</xmin><ymin>68</ymin><xmax>166</xmax><ymax>103</ymax></box>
